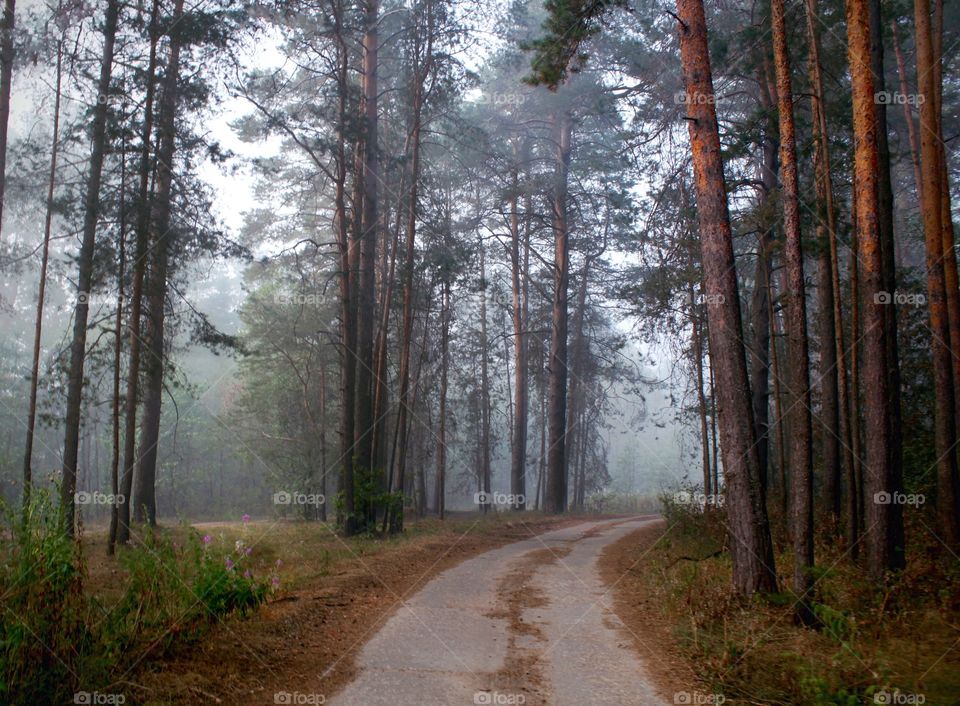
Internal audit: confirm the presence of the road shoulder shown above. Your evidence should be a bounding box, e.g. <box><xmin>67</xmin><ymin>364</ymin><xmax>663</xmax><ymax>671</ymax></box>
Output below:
<box><xmin>597</xmin><ymin>518</ymin><xmax>701</xmax><ymax>705</ymax></box>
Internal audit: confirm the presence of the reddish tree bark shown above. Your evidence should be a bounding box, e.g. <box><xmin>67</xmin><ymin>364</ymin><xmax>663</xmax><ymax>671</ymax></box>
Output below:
<box><xmin>675</xmin><ymin>0</ymin><xmax>777</xmax><ymax>594</ymax></box>
<box><xmin>803</xmin><ymin>0</ymin><xmax>843</xmax><ymax>530</ymax></box>
<box><xmin>332</xmin><ymin>7</ymin><xmax>356</xmax><ymax>533</ymax></box>
<box><xmin>915</xmin><ymin>0</ymin><xmax>960</xmax><ymax>549</ymax></box>
<box><xmin>771</xmin><ymin>0</ymin><xmax>814</xmax><ymax>614</ymax></box>
<box><xmin>891</xmin><ymin>20</ymin><xmax>923</xmax><ymax>201</ymax></box>
<box><xmin>750</xmin><ymin>61</ymin><xmax>777</xmax><ymax>496</ymax></box>
<box><xmin>354</xmin><ymin>0</ymin><xmax>380</xmax><ymax>500</ymax></box>
<box><xmin>847</xmin><ymin>0</ymin><xmax>899</xmax><ymax>577</ymax></box>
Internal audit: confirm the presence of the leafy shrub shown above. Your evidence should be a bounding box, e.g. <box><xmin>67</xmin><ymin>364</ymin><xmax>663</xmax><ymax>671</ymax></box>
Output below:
<box><xmin>810</xmin><ymin>601</ymin><xmax>856</xmax><ymax>646</ymax></box>
<box><xmin>0</xmin><ymin>490</ymin><xmax>91</xmax><ymax>705</ymax></box>
<box><xmin>190</xmin><ymin>531</ymin><xmax>276</xmax><ymax>619</ymax></box>
<box><xmin>659</xmin><ymin>482</ymin><xmax>727</xmax><ymax>549</ymax></box>
<box><xmin>335</xmin><ymin>463</ymin><xmax>405</xmax><ymax>535</ymax></box>
<box><xmin>0</xmin><ymin>498</ymin><xmax>276</xmax><ymax>705</ymax></box>
<box><xmin>798</xmin><ymin>672</ymin><xmax>863</xmax><ymax>706</ymax></box>
<box><xmin>108</xmin><ymin>526</ymin><xmax>195</xmax><ymax>651</ymax></box>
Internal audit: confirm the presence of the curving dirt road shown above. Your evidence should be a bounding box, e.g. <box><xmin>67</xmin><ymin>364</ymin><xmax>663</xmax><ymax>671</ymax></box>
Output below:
<box><xmin>328</xmin><ymin>516</ymin><xmax>668</xmax><ymax>706</ymax></box>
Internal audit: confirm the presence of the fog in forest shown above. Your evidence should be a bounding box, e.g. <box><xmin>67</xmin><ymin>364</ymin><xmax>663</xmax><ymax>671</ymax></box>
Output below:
<box><xmin>2</xmin><ymin>0</ymin><xmax>958</xmax><ymax>702</ymax></box>
<box><xmin>0</xmin><ymin>0</ymin><xmax>696</xmax><ymax>523</ymax></box>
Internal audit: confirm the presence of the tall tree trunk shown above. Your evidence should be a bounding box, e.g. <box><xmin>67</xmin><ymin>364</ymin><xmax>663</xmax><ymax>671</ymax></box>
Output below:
<box><xmin>479</xmin><ymin>244</ymin><xmax>492</xmax><ymax>512</ymax></box>
<box><xmin>849</xmin><ymin>206</ymin><xmax>864</xmax><ymax>538</ymax></box>
<box><xmin>133</xmin><ymin>0</ymin><xmax>185</xmax><ymax>527</ymax></box>
<box><xmin>710</xmin><ymin>355</ymin><xmax>719</xmax><ymax>494</ymax></box>
<box><xmin>806</xmin><ymin>0</ymin><xmax>858</xmax><ymax>550</ymax></box>
<box><xmin>0</xmin><ymin>0</ymin><xmax>14</xmax><ymax>234</ymax></box>
<box><xmin>871</xmin><ymin>0</ymin><xmax>906</xmax><ymax>568</ymax></box>
<box><xmin>538</xmin><ymin>361</ymin><xmax>547</xmax><ymax>510</ymax></box>
<box><xmin>407</xmin><ymin>301</ymin><xmax>432</xmax><ymax>518</ymax></box>
<box><xmin>435</xmin><ymin>276</ymin><xmax>451</xmax><ymax>518</ymax></box>
<box><xmin>60</xmin><ymin>0</ymin><xmax>120</xmax><ymax>535</ymax></box>
<box><xmin>891</xmin><ymin>20</ymin><xmax>923</xmax><ymax>201</ymax></box>
<box><xmin>22</xmin><ymin>38</ymin><xmax>62</xmax><ymax>510</ymax></box>
<box><xmin>565</xmin><ymin>259</ymin><xmax>590</xmax><ymax>510</ymax></box>
<box><xmin>915</xmin><ymin>0</ymin><xmax>960</xmax><ymax>549</ymax></box>
<box><xmin>573</xmin><ymin>406</ymin><xmax>587</xmax><ymax>508</ymax></box>
<box><xmin>108</xmin><ymin>140</ymin><xmax>125</xmax><ymax>554</ymax></box>
<box><xmin>692</xmin><ymin>284</ymin><xmax>711</xmax><ymax>494</ymax></box>
<box><xmin>117</xmin><ymin>0</ymin><xmax>160</xmax><ymax>544</ymax></box>
<box><xmin>675</xmin><ymin>0</ymin><xmax>777</xmax><ymax>593</ymax></box>
<box><xmin>389</xmin><ymin>18</ymin><xmax>431</xmax><ymax>530</ymax></box>
<box><xmin>353</xmin><ymin>0</ymin><xmax>380</xmax><ymax>521</ymax></box>
<box><xmin>769</xmin><ymin>283</ymin><xmax>789</xmax><ymax>516</ymax></box>
<box><xmin>371</xmin><ymin>176</ymin><xmax>402</xmax><ymax>475</ymax></box>
<box><xmin>509</xmin><ymin>162</ymin><xmax>528</xmax><ymax>509</ymax></box>
<box><xmin>751</xmin><ymin>63</ymin><xmax>777</xmax><ymax>496</ymax></box>
<box><xmin>545</xmin><ymin>111</ymin><xmax>572</xmax><ymax>514</ymax></box>
<box><xmin>938</xmin><ymin>168</ymin><xmax>960</xmax><ymax>544</ymax></box>
<box><xmin>332</xmin><ymin>15</ymin><xmax>356</xmax><ymax>534</ymax></box>
<box><xmin>319</xmin><ymin>359</ymin><xmax>328</xmax><ymax>522</ymax></box>
<box><xmin>577</xmin><ymin>406</ymin><xmax>591</xmax><ymax>504</ymax></box>
<box><xmin>803</xmin><ymin>0</ymin><xmax>842</xmax><ymax>529</ymax></box>
<box><xmin>503</xmin><ymin>306</ymin><xmax>514</xmax><ymax>453</ymax></box>
<box><xmin>847</xmin><ymin>0</ymin><xmax>898</xmax><ymax>577</ymax></box>
<box><xmin>771</xmin><ymin>0</ymin><xmax>814</xmax><ymax>616</ymax></box>
<box><xmin>933</xmin><ymin>0</ymin><xmax>960</xmax><ymax>476</ymax></box>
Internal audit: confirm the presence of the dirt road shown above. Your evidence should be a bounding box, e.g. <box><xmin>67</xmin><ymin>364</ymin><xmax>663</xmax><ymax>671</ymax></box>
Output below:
<box><xmin>328</xmin><ymin>516</ymin><xmax>668</xmax><ymax>706</ymax></box>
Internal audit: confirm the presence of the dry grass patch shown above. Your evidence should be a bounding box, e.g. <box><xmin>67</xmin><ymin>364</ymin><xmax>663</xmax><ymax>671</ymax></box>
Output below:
<box><xmin>600</xmin><ymin>507</ymin><xmax>960</xmax><ymax>705</ymax></box>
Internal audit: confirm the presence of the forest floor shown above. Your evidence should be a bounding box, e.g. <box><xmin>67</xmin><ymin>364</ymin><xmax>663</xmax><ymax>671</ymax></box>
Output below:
<box><xmin>81</xmin><ymin>512</ymin><xmax>593</xmax><ymax>705</ymax></box>
<box><xmin>597</xmin><ymin>519</ymin><xmax>701</xmax><ymax>699</ymax></box>
<box><xmin>601</xmin><ymin>515</ymin><xmax>960</xmax><ymax>705</ymax></box>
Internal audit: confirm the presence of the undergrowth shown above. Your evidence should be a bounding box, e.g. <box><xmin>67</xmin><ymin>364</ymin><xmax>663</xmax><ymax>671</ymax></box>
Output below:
<box><xmin>645</xmin><ymin>485</ymin><xmax>960</xmax><ymax>705</ymax></box>
<box><xmin>0</xmin><ymin>490</ymin><xmax>278</xmax><ymax>706</ymax></box>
